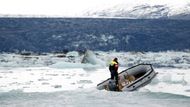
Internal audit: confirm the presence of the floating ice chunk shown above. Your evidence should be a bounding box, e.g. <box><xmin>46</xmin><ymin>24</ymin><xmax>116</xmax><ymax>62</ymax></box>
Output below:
<box><xmin>81</xmin><ymin>50</ymin><xmax>106</xmax><ymax>66</ymax></box>
<box><xmin>50</xmin><ymin>50</ymin><xmax>106</xmax><ymax>69</ymax></box>
<box><xmin>53</xmin><ymin>85</ymin><xmax>62</xmax><ymax>88</ymax></box>
<box><xmin>171</xmin><ymin>75</ymin><xmax>187</xmax><ymax>85</ymax></box>
<box><xmin>162</xmin><ymin>73</ymin><xmax>172</xmax><ymax>83</ymax></box>
<box><xmin>77</xmin><ymin>80</ymin><xmax>93</xmax><ymax>84</ymax></box>
<box><xmin>66</xmin><ymin>51</ymin><xmax>79</xmax><ymax>57</ymax></box>
<box><xmin>50</xmin><ymin>62</ymin><xmax>102</xmax><ymax>69</ymax></box>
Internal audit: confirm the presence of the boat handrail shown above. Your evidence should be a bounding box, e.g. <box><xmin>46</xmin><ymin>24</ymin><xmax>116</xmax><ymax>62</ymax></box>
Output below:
<box><xmin>97</xmin><ymin>63</ymin><xmax>153</xmax><ymax>86</ymax></box>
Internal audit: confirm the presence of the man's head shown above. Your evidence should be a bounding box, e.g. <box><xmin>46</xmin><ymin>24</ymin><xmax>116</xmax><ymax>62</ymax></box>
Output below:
<box><xmin>113</xmin><ymin>58</ymin><xmax>118</xmax><ymax>62</ymax></box>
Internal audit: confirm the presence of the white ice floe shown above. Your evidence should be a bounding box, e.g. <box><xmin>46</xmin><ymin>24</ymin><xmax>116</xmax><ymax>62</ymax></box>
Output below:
<box><xmin>0</xmin><ymin>51</ymin><xmax>190</xmax><ymax>97</ymax></box>
<box><xmin>1</xmin><ymin>51</ymin><xmax>190</xmax><ymax>68</ymax></box>
<box><xmin>0</xmin><ymin>67</ymin><xmax>190</xmax><ymax>98</ymax></box>
<box><xmin>141</xmin><ymin>68</ymin><xmax>190</xmax><ymax>97</ymax></box>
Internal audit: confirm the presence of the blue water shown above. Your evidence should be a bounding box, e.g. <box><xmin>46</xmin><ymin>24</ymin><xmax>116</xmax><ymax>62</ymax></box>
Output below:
<box><xmin>0</xmin><ymin>18</ymin><xmax>190</xmax><ymax>52</ymax></box>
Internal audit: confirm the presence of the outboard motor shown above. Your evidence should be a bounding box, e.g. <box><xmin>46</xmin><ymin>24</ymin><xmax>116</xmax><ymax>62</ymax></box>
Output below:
<box><xmin>108</xmin><ymin>80</ymin><xmax>117</xmax><ymax>91</ymax></box>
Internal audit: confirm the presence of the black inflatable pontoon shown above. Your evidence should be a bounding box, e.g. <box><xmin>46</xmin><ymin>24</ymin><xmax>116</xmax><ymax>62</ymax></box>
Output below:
<box><xmin>97</xmin><ymin>64</ymin><xmax>158</xmax><ymax>91</ymax></box>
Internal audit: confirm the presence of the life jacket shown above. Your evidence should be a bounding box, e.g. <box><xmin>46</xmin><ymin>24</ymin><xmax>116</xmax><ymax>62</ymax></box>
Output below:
<box><xmin>109</xmin><ymin>60</ymin><xmax>118</xmax><ymax>71</ymax></box>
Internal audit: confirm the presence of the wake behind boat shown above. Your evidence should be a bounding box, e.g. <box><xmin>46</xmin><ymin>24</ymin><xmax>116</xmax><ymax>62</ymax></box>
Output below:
<box><xmin>97</xmin><ymin>64</ymin><xmax>158</xmax><ymax>91</ymax></box>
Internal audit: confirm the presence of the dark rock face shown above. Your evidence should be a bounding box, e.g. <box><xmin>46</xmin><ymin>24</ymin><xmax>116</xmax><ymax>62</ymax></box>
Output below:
<box><xmin>0</xmin><ymin>18</ymin><xmax>190</xmax><ymax>52</ymax></box>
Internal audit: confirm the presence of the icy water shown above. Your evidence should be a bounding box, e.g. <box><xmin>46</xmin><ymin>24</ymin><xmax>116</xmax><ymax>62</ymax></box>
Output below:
<box><xmin>0</xmin><ymin>67</ymin><xmax>190</xmax><ymax>107</ymax></box>
<box><xmin>0</xmin><ymin>89</ymin><xmax>190</xmax><ymax>107</ymax></box>
<box><xmin>0</xmin><ymin>51</ymin><xmax>190</xmax><ymax>107</ymax></box>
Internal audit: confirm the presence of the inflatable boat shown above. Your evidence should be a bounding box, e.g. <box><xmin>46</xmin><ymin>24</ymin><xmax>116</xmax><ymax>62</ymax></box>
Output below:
<box><xmin>97</xmin><ymin>64</ymin><xmax>158</xmax><ymax>91</ymax></box>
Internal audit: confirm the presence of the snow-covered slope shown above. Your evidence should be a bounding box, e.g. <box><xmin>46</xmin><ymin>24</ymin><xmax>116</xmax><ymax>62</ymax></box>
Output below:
<box><xmin>0</xmin><ymin>0</ymin><xmax>190</xmax><ymax>19</ymax></box>
<box><xmin>83</xmin><ymin>0</ymin><xmax>190</xmax><ymax>19</ymax></box>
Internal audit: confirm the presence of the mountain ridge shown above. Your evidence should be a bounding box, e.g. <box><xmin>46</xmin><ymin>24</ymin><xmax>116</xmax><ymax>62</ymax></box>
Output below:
<box><xmin>1</xmin><ymin>0</ymin><xmax>190</xmax><ymax>19</ymax></box>
<box><xmin>0</xmin><ymin>18</ymin><xmax>190</xmax><ymax>52</ymax></box>
<box><xmin>83</xmin><ymin>0</ymin><xmax>190</xmax><ymax>20</ymax></box>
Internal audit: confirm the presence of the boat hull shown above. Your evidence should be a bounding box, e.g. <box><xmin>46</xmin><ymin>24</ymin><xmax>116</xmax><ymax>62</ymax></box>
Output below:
<box><xmin>97</xmin><ymin>64</ymin><xmax>157</xmax><ymax>91</ymax></box>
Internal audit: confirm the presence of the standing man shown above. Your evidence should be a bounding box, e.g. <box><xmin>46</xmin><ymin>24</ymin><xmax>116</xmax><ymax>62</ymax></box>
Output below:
<box><xmin>109</xmin><ymin>58</ymin><xmax>119</xmax><ymax>86</ymax></box>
